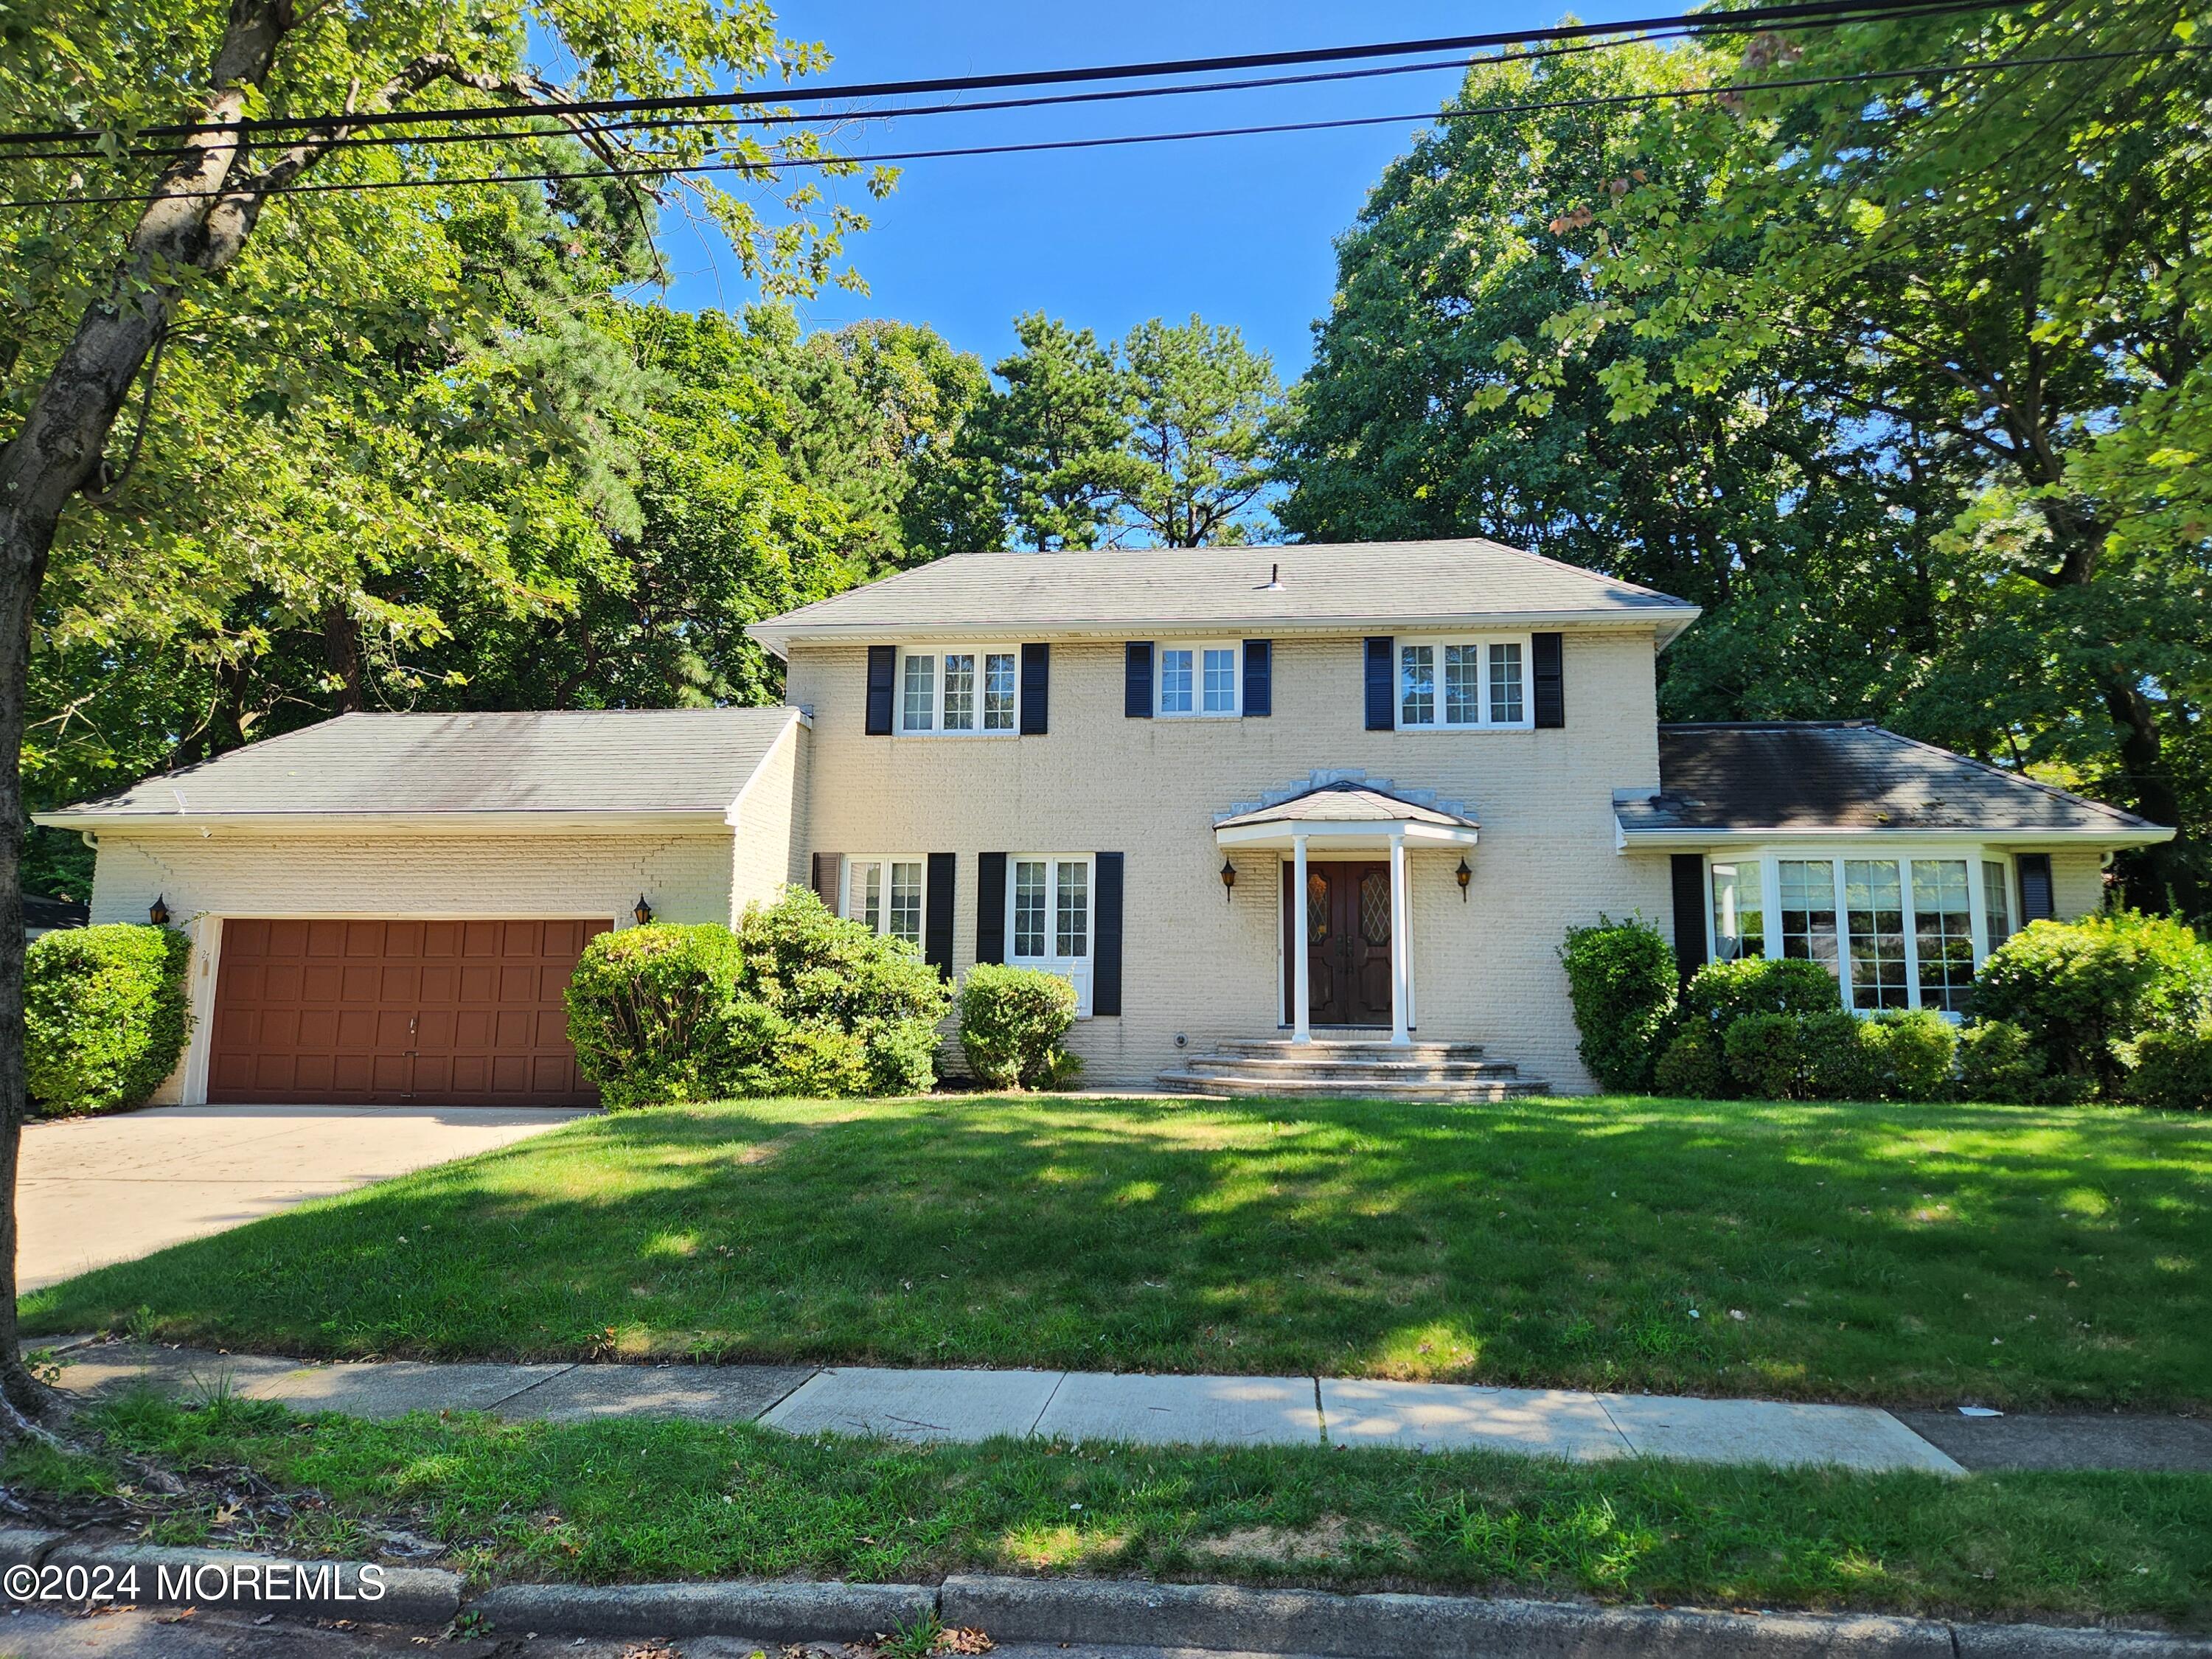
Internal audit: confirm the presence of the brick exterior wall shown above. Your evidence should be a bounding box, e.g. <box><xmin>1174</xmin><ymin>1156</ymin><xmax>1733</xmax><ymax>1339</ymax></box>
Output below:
<box><xmin>729</xmin><ymin>715</ymin><xmax>810</xmax><ymax>913</ymax></box>
<box><xmin>788</xmin><ymin>629</ymin><xmax>1673</xmax><ymax>1091</ymax></box>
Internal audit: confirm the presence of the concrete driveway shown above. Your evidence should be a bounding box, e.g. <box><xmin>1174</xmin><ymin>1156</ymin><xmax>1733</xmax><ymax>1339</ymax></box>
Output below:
<box><xmin>17</xmin><ymin>1105</ymin><xmax>591</xmax><ymax>1291</ymax></box>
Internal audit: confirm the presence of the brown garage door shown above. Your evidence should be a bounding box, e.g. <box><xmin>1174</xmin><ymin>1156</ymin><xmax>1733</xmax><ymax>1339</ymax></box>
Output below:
<box><xmin>209</xmin><ymin>918</ymin><xmax>610</xmax><ymax>1106</ymax></box>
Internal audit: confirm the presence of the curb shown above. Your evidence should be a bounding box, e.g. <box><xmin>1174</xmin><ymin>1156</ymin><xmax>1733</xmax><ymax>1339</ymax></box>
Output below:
<box><xmin>2</xmin><ymin>1534</ymin><xmax>2205</xmax><ymax>1657</ymax></box>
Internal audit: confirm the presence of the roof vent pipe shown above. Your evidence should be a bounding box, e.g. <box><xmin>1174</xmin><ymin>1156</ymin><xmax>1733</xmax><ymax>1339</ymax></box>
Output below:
<box><xmin>1258</xmin><ymin>563</ymin><xmax>1284</xmax><ymax>592</ymax></box>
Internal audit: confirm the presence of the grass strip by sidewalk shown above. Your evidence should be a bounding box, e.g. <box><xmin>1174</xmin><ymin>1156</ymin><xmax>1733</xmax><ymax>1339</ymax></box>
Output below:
<box><xmin>7</xmin><ymin>1394</ymin><xmax>2208</xmax><ymax>1629</ymax></box>
<box><xmin>25</xmin><ymin>1096</ymin><xmax>2212</xmax><ymax>1408</ymax></box>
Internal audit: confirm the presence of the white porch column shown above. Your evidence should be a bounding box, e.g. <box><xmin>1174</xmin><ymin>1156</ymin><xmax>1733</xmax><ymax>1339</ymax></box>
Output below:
<box><xmin>1388</xmin><ymin>830</ymin><xmax>1411</xmax><ymax>1046</ymax></box>
<box><xmin>1291</xmin><ymin>833</ymin><xmax>1312</xmax><ymax>1045</ymax></box>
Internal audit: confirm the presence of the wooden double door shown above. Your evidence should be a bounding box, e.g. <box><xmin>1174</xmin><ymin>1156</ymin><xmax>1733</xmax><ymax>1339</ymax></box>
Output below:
<box><xmin>1281</xmin><ymin>860</ymin><xmax>1394</xmax><ymax>1027</ymax></box>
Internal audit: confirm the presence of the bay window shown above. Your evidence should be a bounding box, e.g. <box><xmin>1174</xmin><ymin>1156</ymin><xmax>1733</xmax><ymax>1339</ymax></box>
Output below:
<box><xmin>898</xmin><ymin>647</ymin><xmax>1018</xmax><ymax>734</ymax></box>
<box><xmin>1009</xmin><ymin>855</ymin><xmax>1094</xmax><ymax>1014</ymax></box>
<box><xmin>1398</xmin><ymin>635</ymin><xmax>1533</xmax><ymax>729</ymax></box>
<box><xmin>1708</xmin><ymin>849</ymin><xmax>2025</xmax><ymax>1018</ymax></box>
<box><xmin>844</xmin><ymin>856</ymin><xmax>925</xmax><ymax>947</ymax></box>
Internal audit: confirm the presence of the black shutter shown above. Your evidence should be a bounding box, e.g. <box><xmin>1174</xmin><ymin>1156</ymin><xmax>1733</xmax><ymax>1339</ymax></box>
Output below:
<box><xmin>1670</xmin><ymin>854</ymin><xmax>1709</xmax><ymax>984</ymax></box>
<box><xmin>924</xmin><ymin>852</ymin><xmax>956</xmax><ymax>979</ymax></box>
<box><xmin>1124</xmin><ymin>643</ymin><xmax>1153</xmax><ymax>718</ymax></box>
<box><xmin>811</xmin><ymin>852</ymin><xmax>842</xmax><ymax>914</ymax></box>
<box><xmin>1243</xmin><ymin>639</ymin><xmax>1272</xmax><ymax>717</ymax></box>
<box><xmin>1020</xmin><ymin>643</ymin><xmax>1049</xmax><ymax>734</ymax></box>
<box><xmin>1093</xmin><ymin>852</ymin><xmax>1124</xmax><ymax>1016</ymax></box>
<box><xmin>1532</xmin><ymin>632</ymin><xmax>1565</xmax><ymax>728</ymax></box>
<box><xmin>976</xmin><ymin>852</ymin><xmax>1008</xmax><ymax>966</ymax></box>
<box><xmin>864</xmin><ymin>645</ymin><xmax>895</xmax><ymax>735</ymax></box>
<box><xmin>2017</xmin><ymin>853</ymin><xmax>2055</xmax><ymax>923</ymax></box>
<box><xmin>1364</xmin><ymin>636</ymin><xmax>1394</xmax><ymax>731</ymax></box>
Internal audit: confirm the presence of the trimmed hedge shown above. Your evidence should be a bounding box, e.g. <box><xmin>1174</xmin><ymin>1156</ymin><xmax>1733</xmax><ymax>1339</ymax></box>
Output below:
<box><xmin>1652</xmin><ymin>1029</ymin><xmax>1724</xmax><ymax>1098</ymax></box>
<box><xmin>2126</xmin><ymin>1026</ymin><xmax>2212</xmax><ymax>1111</ymax></box>
<box><xmin>1559</xmin><ymin>917</ymin><xmax>1677</xmax><ymax>1091</ymax></box>
<box><xmin>959</xmin><ymin>963</ymin><xmax>1082</xmax><ymax>1090</ymax></box>
<box><xmin>25</xmin><ymin>923</ymin><xmax>192</xmax><ymax>1116</ymax></box>
<box><xmin>1678</xmin><ymin>956</ymin><xmax>1842</xmax><ymax>1035</ymax></box>
<box><xmin>565</xmin><ymin>891</ymin><xmax>950</xmax><ymax>1108</ymax></box>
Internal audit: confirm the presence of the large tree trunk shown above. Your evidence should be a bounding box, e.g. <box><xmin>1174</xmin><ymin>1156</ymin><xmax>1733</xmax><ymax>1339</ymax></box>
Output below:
<box><xmin>0</xmin><ymin>0</ymin><xmax>300</xmax><ymax>1429</ymax></box>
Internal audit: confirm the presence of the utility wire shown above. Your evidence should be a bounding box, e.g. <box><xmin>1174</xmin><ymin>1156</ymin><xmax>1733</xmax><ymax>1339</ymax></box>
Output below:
<box><xmin>4</xmin><ymin>0</ymin><xmax>2023</xmax><ymax>170</ymax></box>
<box><xmin>2</xmin><ymin>43</ymin><xmax>2170</xmax><ymax>215</ymax></box>
<box><xmin>0</xmin><ymin>0</ymin><xmax>2034</xmax><ymax>150</ymax></box>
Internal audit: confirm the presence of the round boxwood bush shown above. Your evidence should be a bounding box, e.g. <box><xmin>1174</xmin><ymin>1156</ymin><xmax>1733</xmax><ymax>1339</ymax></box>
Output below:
<box><xmin>2125</xmin><ymin>1026</ymin><xmax>2212</xmax><ymax>1111</ymax></box>
<box><xmin>959</xmin><ymin>962</ymin><xmax>1082</xmax><ymax>1090</ymax></box>
<box><xmin>1678</xmin><ymin>956</ymin><xmax>1842</xmax><ymax>1034</ymax></box>
<box><xmin>25</xmin><ymin>923</ymin><xmax>193</xmax><ymax>1116</ymax></box>
<box><xmin>1559</xmin><ymin>916</ymin><xmax>1677</xmax><ymax>1091</ymax></box>
<box><xmin>1863</xmin><ymin>1008</ymin><xmax>1958</xmax><ymax>1102</ymax></box>
<box><xmin>1651</xmin><ymin>1029</ymin><xmax>1725</xmax><ymax>1098</ymax></box>
<box><xmin>1974</xmin><ymin>911</ymin><xmax>2212</xmax><ymax>1095</ymax></box>
<box><xmin>565</xmin><ymin>923</ymin><xmax>750</xmax><ymax>1109</ymax></box>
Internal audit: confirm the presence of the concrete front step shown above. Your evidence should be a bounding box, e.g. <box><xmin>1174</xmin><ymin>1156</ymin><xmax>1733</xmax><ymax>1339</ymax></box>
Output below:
<box><xmin>1211</xmin><ymin>1037</ymin><xmax>1487</xmax><ymax>1059</ymax></box>
<box><xmin>1183</xmin><ymin>1055</ymin><xmax>1523</xmax><ymax>1082</ymax></box>
<box><xmin>1155</xmin><ymin>1070</ymin><xmax>1548</xmax><ymax>1102</ymax></box>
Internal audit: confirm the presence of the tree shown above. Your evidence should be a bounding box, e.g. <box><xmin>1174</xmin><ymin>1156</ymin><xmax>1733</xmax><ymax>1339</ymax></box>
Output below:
<box><xmin>0</xmin><ymin>0</ymin><xmax>871</xmax><ymax>1432</ymax></box>
<box><xmin>961</xmin><ymin>314</ymin><xmax>1137</xmax><ymax>550</ymax></box>
<box><xmin>1119</xmin><ymin>316</ymin><xmax>1281</xmax><ymax>546</ymax></box>
<box><xmin>1278</xmin><ymin>43</ymin><xmax>1949</xmax><ymax>722</ymax></box>
<box><xmin>1520</xmin><ymin>1</ymin><xmax>2212</xmax><ymax>913</ymax></box>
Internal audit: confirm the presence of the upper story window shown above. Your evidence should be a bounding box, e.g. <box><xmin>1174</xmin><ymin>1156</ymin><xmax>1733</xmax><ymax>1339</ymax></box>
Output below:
<box><xmin>1397</xmin><ymin>636</ymin><xmax>1531</xmax><ymax>730</ymax></box>
<box><xmin>1158</xmin><ymin>642</ymin><xmax>1240</xmax><ymax>717</ymax></box>
<box><xmin>900</xmin><ymin>647</ymin><xmax>1018</xmax><ymax>735</ymax></box>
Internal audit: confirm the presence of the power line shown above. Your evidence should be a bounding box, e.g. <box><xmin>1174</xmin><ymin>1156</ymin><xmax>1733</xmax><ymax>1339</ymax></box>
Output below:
<box><xmin>2</xmin><ymin>44</ymin><xmax>2170</xmax><ymax>215</ymax></box>
<box><xmin>4</xmin><ymin>0</ymin><xmax>2021</xmax><ymax>170</ymax></box>
<box><xmin>0</xmin><ymin>0</ymin><xmax>2031</xmax><ymax>151</ymax></box>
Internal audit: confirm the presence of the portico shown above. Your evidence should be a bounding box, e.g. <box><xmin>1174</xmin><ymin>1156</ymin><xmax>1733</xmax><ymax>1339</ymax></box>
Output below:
<box><xmin>1213</xmin><ymin>776</ymin><xmax>1481</xmax><ymax>1047</ymax></box>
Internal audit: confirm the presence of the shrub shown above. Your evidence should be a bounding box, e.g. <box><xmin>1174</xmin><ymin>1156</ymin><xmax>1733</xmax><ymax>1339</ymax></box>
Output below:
<box><xmin>1679</xmin><ymin>956</ymin><xmax>1843</xmax><ymax>1034</ymax></box>
<box><xmin>1651</xmin><ymin>1029</ymin><xmax>1724</xmax><ymax>1098</ymax></box>
<box><xmin>729</xmin><ymin>888</ymin><xmax>950</xmax><ymax>1097</ymax></box>
<box><xmin>24</xmin><ymin>924</ymin><xmax>193</xmax><ymax>1117</ymax></box>
<box><xmin>1973</xmin><ymin>911</ymin><xmax>2212</xmax><ymax>1095</ymax></box>
<box><xmin>1956</xmin><ymin>1018</ymin><xmax>2084</xmax><ymax>1105</ymax></box>
<box><xmin>1559</xmin><ymin>916</ymin><xmax>1677</xmax><ymax>1091</ymax></box>
<box><xmin>565</xmin><ymin>925</ymin><xmax>749</xmax><ymax>1109</ymax></box>
<box><xmin>1802</xmin><ymin>1011</ymin><xmax>1881</xmax><ymax>1100</ymax></box>
<box><xmin>1723</xmin><ymin>1012</ymin><xmax>1807</xmax><ymax>1100</ymax></box>
<box><xmin>959</xmin><ymin>963</ymin><xmax>1082</xmax><ymax>1090</ymax></box>
<box><xmin>1863</xmin><ymin>1008</ymin><xmax>1958</xmax><ymax>1102</ymax></box>
<box><xmin>2126</xmin><ymin>1026</ymin><xmax>2212</xmax><ymax>1111</ymax></box>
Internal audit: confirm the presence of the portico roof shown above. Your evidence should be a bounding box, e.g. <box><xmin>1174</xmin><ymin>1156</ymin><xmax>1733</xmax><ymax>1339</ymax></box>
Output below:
<box><xmin>1214</xmin><ymin>775</ymin><xmax>1480</xmax><ymax>849</ymax></box>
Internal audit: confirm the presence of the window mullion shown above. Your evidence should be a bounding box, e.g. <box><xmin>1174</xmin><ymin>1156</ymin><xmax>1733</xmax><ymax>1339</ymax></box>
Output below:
<box><xmin>1830</xmin><ymin>859</ymin><xmax>1854</xmax><ymax>1009</ymax></box>
<box><xmin>1966</xmin><ymin>850</ymin><xmax>1991</xmax><ymax>966</ymax></box>
<box><xmin>1899</xmin><ymin>858</ymin><xmax>1921</xmax><ymax>1012</ymax></box>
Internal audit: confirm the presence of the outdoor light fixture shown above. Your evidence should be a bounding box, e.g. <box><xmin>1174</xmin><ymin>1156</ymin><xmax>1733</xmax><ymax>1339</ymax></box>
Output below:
<box><xmin>1455</xmin><ymin>858</ymin><xmax>1472</xmax><ymax>902</ymax></box>
<box><xmin>148</xmin><ymin>894</ymin><xmax>170</xmax><ymax>926</ymax></box>
<box><xmin>1220</xmin><ymin>858</ymin><xmax>1237</xmax><ymax>901</ymax></box>
<box><xmin>633</xmin><ymin>894</ymin><xmax>654</xmax><ymax>926</ymax></box>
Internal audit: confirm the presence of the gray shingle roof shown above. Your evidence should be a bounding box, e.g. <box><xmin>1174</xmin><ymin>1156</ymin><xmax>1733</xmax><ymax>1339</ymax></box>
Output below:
<box><xmin>1614</xmin><ymin>722</ymin><xmax>2169</xmax><ymax>843</ymax></box>
<box><xmin>749</xmin><ymin>538</ymin><xmax>1699</xmax><ymax>655</ymax></box>
<box><xmin>38</xmin><ymin>709</ymin><xmax>800</xmax><ymax>824</ymax></box>
<box><xmin>1217</xmin><ymin>780</ymin><xmax>1478</xmax><ymax>830</ymax></box>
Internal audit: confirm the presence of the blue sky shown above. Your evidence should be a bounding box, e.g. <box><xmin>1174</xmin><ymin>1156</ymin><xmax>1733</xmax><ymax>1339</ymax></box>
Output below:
<box><xmin>657</xmin><ymin>1</ymin><xmax>1652</xmax><ymax>379</ymax></box>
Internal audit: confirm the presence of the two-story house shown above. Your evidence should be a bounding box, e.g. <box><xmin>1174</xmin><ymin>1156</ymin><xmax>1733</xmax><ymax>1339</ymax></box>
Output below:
<box><xmin>45</xmin><ymin>538</ymin><xmax>2171</xmax><ymax>1105</ymax></box>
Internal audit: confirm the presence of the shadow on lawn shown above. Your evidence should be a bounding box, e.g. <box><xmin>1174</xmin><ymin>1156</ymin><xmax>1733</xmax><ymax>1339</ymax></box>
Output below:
<box><xmin>24</xmin><ymin>1094</ymin><xmax>2212</xmax><ymax>1408</ymax></box>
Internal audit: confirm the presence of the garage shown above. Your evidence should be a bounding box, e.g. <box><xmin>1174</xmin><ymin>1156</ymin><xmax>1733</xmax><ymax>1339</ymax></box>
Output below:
<box><xmin>209</xmin><ymin>917</ymin><xmax>609</xmax><ymax>1107</ymax></box>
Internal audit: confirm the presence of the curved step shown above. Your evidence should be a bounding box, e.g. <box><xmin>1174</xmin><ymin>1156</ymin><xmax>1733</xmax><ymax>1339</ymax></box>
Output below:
<box><xmin>1183</xmin><ymin>1057</ymin><xmax>1520</xmax><ymax>1081</ymax></box>
<box><xmin>1155</xmin><ymin>1069</ymin><xmax>1548</xmax><ymax>1102</ymax></box>
<box><xmin>1211</xmin><ymin>1037</ymin><xmax>1488</xmax><ymax>1059</ymax></box>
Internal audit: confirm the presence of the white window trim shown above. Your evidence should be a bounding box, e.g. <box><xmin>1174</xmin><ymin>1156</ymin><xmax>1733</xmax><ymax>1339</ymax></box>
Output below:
<box><xmin>1006</xmin><ymin>852</ymin><xmax>1096</xmax><ymax>1017</ymax></box>
<box><xmin>1705</xmin><ymin>845</ymin><xmax>2020</xmax><ymax>1020</ymax></box>
<box><xmin>897</xmin><ymin>644</ymin><xmax>1020</xmax><ymax>737</ymax></box>
<box><xmin>1153</xmin><ymin>639</ymin><xmax>1242</xmax><ymax>719</ymax></box>
<box><xmin>1393</xmin><ymin>633</ymin><xmax>1534</xmax><ymax>731</ymax></box>
<box><xmin>841</xmin><ymin>854</ymin><xmax>929</xmax><ymax>948</ymax></box>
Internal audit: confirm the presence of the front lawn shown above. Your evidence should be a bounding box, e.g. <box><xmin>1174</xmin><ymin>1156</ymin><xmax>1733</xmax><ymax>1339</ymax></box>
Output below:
<box><xmin>10</xmin><ymin>1395</ymin><xmax>2207</xmax><ymax>1627</ymax></box>
<box><xmin>26</xmin><ymin>1095</ymin><xmax>2212</xmax><ymax>1408</ymax></box>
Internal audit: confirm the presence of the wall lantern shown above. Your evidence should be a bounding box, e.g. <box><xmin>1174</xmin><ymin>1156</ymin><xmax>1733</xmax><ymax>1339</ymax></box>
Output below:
<box><xmin>1220</xmin><ymin>858</ymin><xmax>1237</xmax><ymax>902</ymax></box>
<box><xmin>1455</xmin><ymin>858</ymin><xmax>1472</xmax><ymax>902</ymax></box>
<box><xmin>148</xmin><ymin>894</ymin><xmax>170</xmax><ymax>926</ymax></box>
<box><xmin>633</xmin><ymin>894</ymin><xmax>654</xmax><ymax>926</ymax></box>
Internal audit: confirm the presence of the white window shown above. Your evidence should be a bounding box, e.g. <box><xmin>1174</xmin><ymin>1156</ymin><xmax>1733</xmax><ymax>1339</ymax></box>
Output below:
<box><xmin>898</xmin><ymin>647</ymin><xmax>1018</xmax><ymax>735</ymax></box>
<box><xmin>1155</xmin><ymin>641</ymin><xmax>1239</xmax><ymax>717</ymax></box>
<box><xmin>1713</xmin><ymin>849</ymin><xmax>2022</xmax><ymax>1019</ymax></box>
<box><xmin>1397</xmin><ymin>635</ymin><xmax>1532</xmax><ymax>729</ymax></box>
<box><xmin>1008</xmin><ymin>855</ymin><xmax>1094</xmax><ymax>1015</ymax></box>
<box><xmin>844</xmin><ymin>856</ymin><xmax>926</xmax><ymax>947</ymax></box>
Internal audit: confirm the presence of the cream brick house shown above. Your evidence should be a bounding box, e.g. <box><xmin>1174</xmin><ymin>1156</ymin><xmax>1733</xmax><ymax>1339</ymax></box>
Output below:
<box><xmin>44</xmin><ymin>538</ymin><xmax>2171</xmax><ymax>1104</ymax></box>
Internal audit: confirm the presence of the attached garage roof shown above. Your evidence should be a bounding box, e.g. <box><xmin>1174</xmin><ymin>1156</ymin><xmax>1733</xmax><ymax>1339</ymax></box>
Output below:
<box><xmin>1614</xmin><ymin>722</ymin><xmax>2171</xmax><ymax>846</ymax></box>
<box><xmin>748</xmin><ymin>538</ymin><xmax>1700</xmax><ymax>655</ymax></box>
<box><xmin>37</xmin><ymin>708</ymin><xmax>803</xmax><ymax>830</ymax></box>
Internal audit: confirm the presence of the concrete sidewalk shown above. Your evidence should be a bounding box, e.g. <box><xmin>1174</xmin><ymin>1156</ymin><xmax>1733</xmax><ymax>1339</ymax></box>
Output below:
<box><xmin>38</xmin><ymin>1338</ymin><xmax>1992</xmax><ymax>1472</ymax></box>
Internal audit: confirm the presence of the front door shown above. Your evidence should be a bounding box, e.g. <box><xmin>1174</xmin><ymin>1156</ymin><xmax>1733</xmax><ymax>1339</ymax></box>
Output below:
<box><xmin>1281</xmin><ymin>860</ymin><xmax>1394</xmax><ymax>1027</ymax></box>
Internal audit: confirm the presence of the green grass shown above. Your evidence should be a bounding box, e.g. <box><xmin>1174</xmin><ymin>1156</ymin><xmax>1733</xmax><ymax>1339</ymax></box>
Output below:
<box><xmin>26</xmin><ymin>1094</ymin><xmax>2212</xmax><ymax>1408</ymax></box>
<box><xmin>10</xmin><ymin>1394</ymin><xmax>2208</xmax><ymax>1627</ymax></box>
